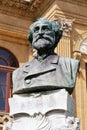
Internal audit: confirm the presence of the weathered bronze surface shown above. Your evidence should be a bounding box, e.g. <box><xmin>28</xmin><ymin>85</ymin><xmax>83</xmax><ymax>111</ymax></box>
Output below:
<box><xmin>12</xmin><ymin>18</ymin><xmax>79</xmax><ymax>95</ymax></box>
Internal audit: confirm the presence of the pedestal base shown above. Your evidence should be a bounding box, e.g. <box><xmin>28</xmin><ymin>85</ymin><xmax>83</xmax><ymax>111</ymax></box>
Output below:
<box><xmin>3</xmin><ymin>89</ymin><xmax>80</xmax><ymax>130</ymax></box>
<box><xmin>3</xmin><ymin>112</ymin><xmax>80</xmax><ymax>130</ymax></box>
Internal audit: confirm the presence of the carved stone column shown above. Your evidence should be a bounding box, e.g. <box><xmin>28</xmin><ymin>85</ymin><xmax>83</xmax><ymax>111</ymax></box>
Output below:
<box><xmin>54</xmin><ymin>17</ymin><xmax>75</xmax><ymax>58</ymax></box>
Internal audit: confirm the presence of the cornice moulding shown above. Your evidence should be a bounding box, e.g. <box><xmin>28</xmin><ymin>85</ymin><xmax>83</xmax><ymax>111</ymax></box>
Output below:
<box><xmin>35</xmin><ymin>0</ymin><xmax>87</xmax><ymax>26</ymax></box>
<box><xmin>0</xmin><ymin>0</ymin><xmax>43</xmax><ymax>18</ymax></box>
<box><xmin>38</xmin><ymin>6</ymin><xmax>87</xmax><ymax>26</ymax></box>
<box><xmin>0</xmin><ymin>22</ymin><xmax>28</xmax><ymax>35</ymax></box>
<box><xmin>0</xmin><ymin>6</ymin><xmax>32</xmax><ymax>19</ymax></box>
<box><xmin>55</xmin><ymin>10</ymin><xmax>87</xmax><ymax>26</ymax></box>
<box><xmin>1</xmin><ymin>0</ymin><xmax>30</xmax><ymax>9</ymax></box>
<box><xmin>0</xmin><ymin>33</ymin><xmax>27</xmax><ymax>45</ymax></box>
<box><xmin>0</xmin><ymin>23</ymin><xmax>27</xmax><ymax>41</ymax></box>
<box><xmin>35</xmin><ymin>0</ymin><xmax>55</xmax><ymax>18</ymax></box>
<box><xmin>60</xmin><ymin>0</ymin><xmax>87</xmax><ymax>8</ymax></box>
<box><xmin>29</xmin><ymin>0</ymin><xmax>43</xmax><ymax>12</ymax></box>
<box><xmin>0</xmin><ymin>0</ymin><xmax>87</xmax><ymax>18</ymax></box>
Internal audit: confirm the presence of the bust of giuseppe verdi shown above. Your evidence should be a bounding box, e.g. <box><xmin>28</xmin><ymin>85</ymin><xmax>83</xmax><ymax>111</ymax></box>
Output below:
<box><xmin>12</xmin><ymin>18</ymin><xmax>79</xmax><ymax>95</ymax></box>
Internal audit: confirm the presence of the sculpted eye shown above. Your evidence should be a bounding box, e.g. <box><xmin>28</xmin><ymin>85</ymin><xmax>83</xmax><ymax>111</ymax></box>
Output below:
<box><xmin>34</xmin><ymin>27</ymin><xmax>39</xmax><ymax>33</ymax></box>
<box><xmin>42</xmin><ymin>26</ymin><xmax>50</xmax><ymax>31</ymax></box>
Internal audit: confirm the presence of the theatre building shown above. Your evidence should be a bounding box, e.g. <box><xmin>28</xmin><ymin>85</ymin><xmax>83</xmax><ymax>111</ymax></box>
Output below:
<box><xmin>0</xmin><ymin>0</ymin><xmax>87</xmax><ymax>130</ymax></box>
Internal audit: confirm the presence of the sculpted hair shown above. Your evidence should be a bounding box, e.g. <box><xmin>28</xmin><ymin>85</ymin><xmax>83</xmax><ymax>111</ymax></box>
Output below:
<box><xmin>28</xmin><ymin>18</ymin><xmax>63</xmax><ymax>48</ymax></box>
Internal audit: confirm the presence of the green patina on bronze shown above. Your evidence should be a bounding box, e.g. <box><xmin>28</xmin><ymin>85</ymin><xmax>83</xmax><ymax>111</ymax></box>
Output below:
<box><xmin>12</xmin><ymin>18</ymin><xmax>79</xmax><ymax>95</ymax></box>
<box><xmin>28</xmin><ymin>18</ymin><xmax>63</xmax><ymax>48</ymax></box>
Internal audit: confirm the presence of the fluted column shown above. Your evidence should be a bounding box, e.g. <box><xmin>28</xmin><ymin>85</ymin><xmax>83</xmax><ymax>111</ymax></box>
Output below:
<box><xmin>54</xmin><ymin>18</ymin><xmax>75</xmax><ymax>58</ymax></box>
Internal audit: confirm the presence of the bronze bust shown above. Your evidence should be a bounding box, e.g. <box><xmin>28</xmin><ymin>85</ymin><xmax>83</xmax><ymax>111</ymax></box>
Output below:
<box><xmin>12</xmin><ymin>18</ymin><xmax>79</xmax><ymax>95</ymax></box>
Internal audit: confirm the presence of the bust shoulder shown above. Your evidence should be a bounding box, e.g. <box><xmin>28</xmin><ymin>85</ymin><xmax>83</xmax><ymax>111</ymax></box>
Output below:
<box><xmin>59</xmin><ymin>56</ymin><xmax>80</xmax><ymax>70</ymax></box>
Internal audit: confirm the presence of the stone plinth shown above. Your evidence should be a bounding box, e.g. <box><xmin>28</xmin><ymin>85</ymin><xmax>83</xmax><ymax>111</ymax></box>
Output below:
<box><xmin>9</xmin><ymin>89</ymin><xmax>74</xmax><ymax>116</ymax></box>
<box><xmin>3</xmin><ymin>89</ymin><xmax>79</xmax><ymax>130</ymax></box>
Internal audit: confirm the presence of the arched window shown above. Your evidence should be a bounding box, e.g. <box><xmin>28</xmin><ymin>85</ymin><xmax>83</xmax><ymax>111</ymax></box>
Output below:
<box><xmin>0</xmin><ymin>47</ymin><xmax>19</xmax><ymax>112</ymax></box>
<box><xmin>79</xmin><ymin>39</ymin><xmax>87</xmax><ymax>54</ymax></box>
<box><xmin>80</xmin><ymin>39</ymin><xmax>87</xmax><ymax>92</ymax></box>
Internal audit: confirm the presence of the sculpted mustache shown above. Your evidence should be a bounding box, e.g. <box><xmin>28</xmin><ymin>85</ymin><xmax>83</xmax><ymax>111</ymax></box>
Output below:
<box><xmin>33</xmin><ymin>35</ymin><xmax>54</xmax><ymax>43</ymax></box>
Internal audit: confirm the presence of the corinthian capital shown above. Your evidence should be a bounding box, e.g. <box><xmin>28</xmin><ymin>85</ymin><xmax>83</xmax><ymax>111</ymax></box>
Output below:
<box><xmin>54</xmin><ymin>17</ymin><xmax>75</xmax><ymax>36</ymax></box>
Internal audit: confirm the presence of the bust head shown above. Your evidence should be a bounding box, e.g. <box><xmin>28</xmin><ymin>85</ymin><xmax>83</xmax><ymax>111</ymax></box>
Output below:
<box><xmin>28</xmin><ymin>18</ymin><xmax>63</xmax><ymax>52</ymax></box>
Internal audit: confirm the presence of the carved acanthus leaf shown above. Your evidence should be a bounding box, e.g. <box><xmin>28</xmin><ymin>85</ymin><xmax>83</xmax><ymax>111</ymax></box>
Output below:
<box><xmin>54</xmin><ymin>17</ymin><xmax>75</xmax><ymax>36</ymax></box>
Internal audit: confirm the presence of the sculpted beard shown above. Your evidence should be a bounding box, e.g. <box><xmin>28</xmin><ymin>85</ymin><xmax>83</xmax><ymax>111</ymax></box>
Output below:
<box><xmin>32</xmin><ymin>34</ymin><xmax>55</xmax><ymax>50</ymax></box>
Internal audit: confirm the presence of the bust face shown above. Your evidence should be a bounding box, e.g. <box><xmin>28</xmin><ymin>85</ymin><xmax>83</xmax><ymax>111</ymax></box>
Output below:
<box><xmin>32</xmin><ymin>20</ymin><xmax>55</xmax><ymax>51</ymax></box>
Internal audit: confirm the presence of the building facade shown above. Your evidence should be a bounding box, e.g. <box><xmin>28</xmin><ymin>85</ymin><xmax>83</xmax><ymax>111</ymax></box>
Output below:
<box><xmin>0</xmin><ymin>0</ymin><xmax>87</xmax><ymax>129</ymax></box>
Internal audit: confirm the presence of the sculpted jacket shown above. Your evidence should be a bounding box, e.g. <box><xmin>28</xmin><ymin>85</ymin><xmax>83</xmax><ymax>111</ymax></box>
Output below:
<box><xmin>12</xmin><ymin>54</ymin><xmax>79</xmax><ymax>95</ymax></box>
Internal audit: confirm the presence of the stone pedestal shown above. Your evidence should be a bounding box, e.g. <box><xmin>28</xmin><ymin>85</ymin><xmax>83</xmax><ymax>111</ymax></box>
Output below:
<box><xmin>3</xmin><ymin>89</ymin><xmax>79</xmax><ymax>130</ymax></box>
<box><xmin>9</xmin><ymin>89</ymin><xmax>74</xmax><ymax>116</ymax></box>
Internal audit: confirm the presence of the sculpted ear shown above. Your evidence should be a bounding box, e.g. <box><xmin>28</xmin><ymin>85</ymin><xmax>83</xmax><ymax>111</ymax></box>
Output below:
<box><xmin>27</xmin><ymin>23</ymin><xmax>35</xmax><ymax>44</ymax></box>
<box><xmin>27</xmin><ymin>28</ymin><xmax>33</xmax><ymax>44</ymax></box>
<box><xmin>27</xmin><ymin>32</ymin><xmax>32</xmax><ymax>44</ymax></box>
<box><xmin>51</xmin><ymin>21</ymin><xmax>63</xmax><ymax>46</ymax></box>
<box><xmin>55</xmin><ymin>29</ymin><xmax>63</xmax><ymax>43</ymax></box>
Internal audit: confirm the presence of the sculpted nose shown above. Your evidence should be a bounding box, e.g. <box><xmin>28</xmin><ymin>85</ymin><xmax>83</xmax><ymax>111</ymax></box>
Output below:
<box><xmin>38</xmin><ymin>28</ymin><xmax>44</xmax><ymax>36</ymax></box>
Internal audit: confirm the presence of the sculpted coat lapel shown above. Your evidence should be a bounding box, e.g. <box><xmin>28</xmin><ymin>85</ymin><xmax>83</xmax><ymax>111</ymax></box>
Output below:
<box><xmin>12</xmin><ymin>54</ymin><xmax>79</xmax><ymax>94</ymax></box>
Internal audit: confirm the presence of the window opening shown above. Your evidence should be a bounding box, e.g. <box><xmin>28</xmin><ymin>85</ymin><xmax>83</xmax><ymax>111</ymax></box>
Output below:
<box><xmin>0</xmin><ymin>47</ymin><xmax>19</xmax><ymax>112</ymax></box>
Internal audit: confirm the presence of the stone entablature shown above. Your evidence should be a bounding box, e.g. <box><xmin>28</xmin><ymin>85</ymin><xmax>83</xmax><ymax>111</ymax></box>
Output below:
<box><xmin>35</xmin><ymin>0</ymin><xmax>87</xmax><ymax>26</ymax></box>
<box><xmin>0</xmin><ymin>0</ymin><xmax>31</xmax><ymax>17</ymax></box>
<box><xmin>0</xmin><ymin>0</ymin><xmax>43</xmax><ymax>18</ymax></box>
